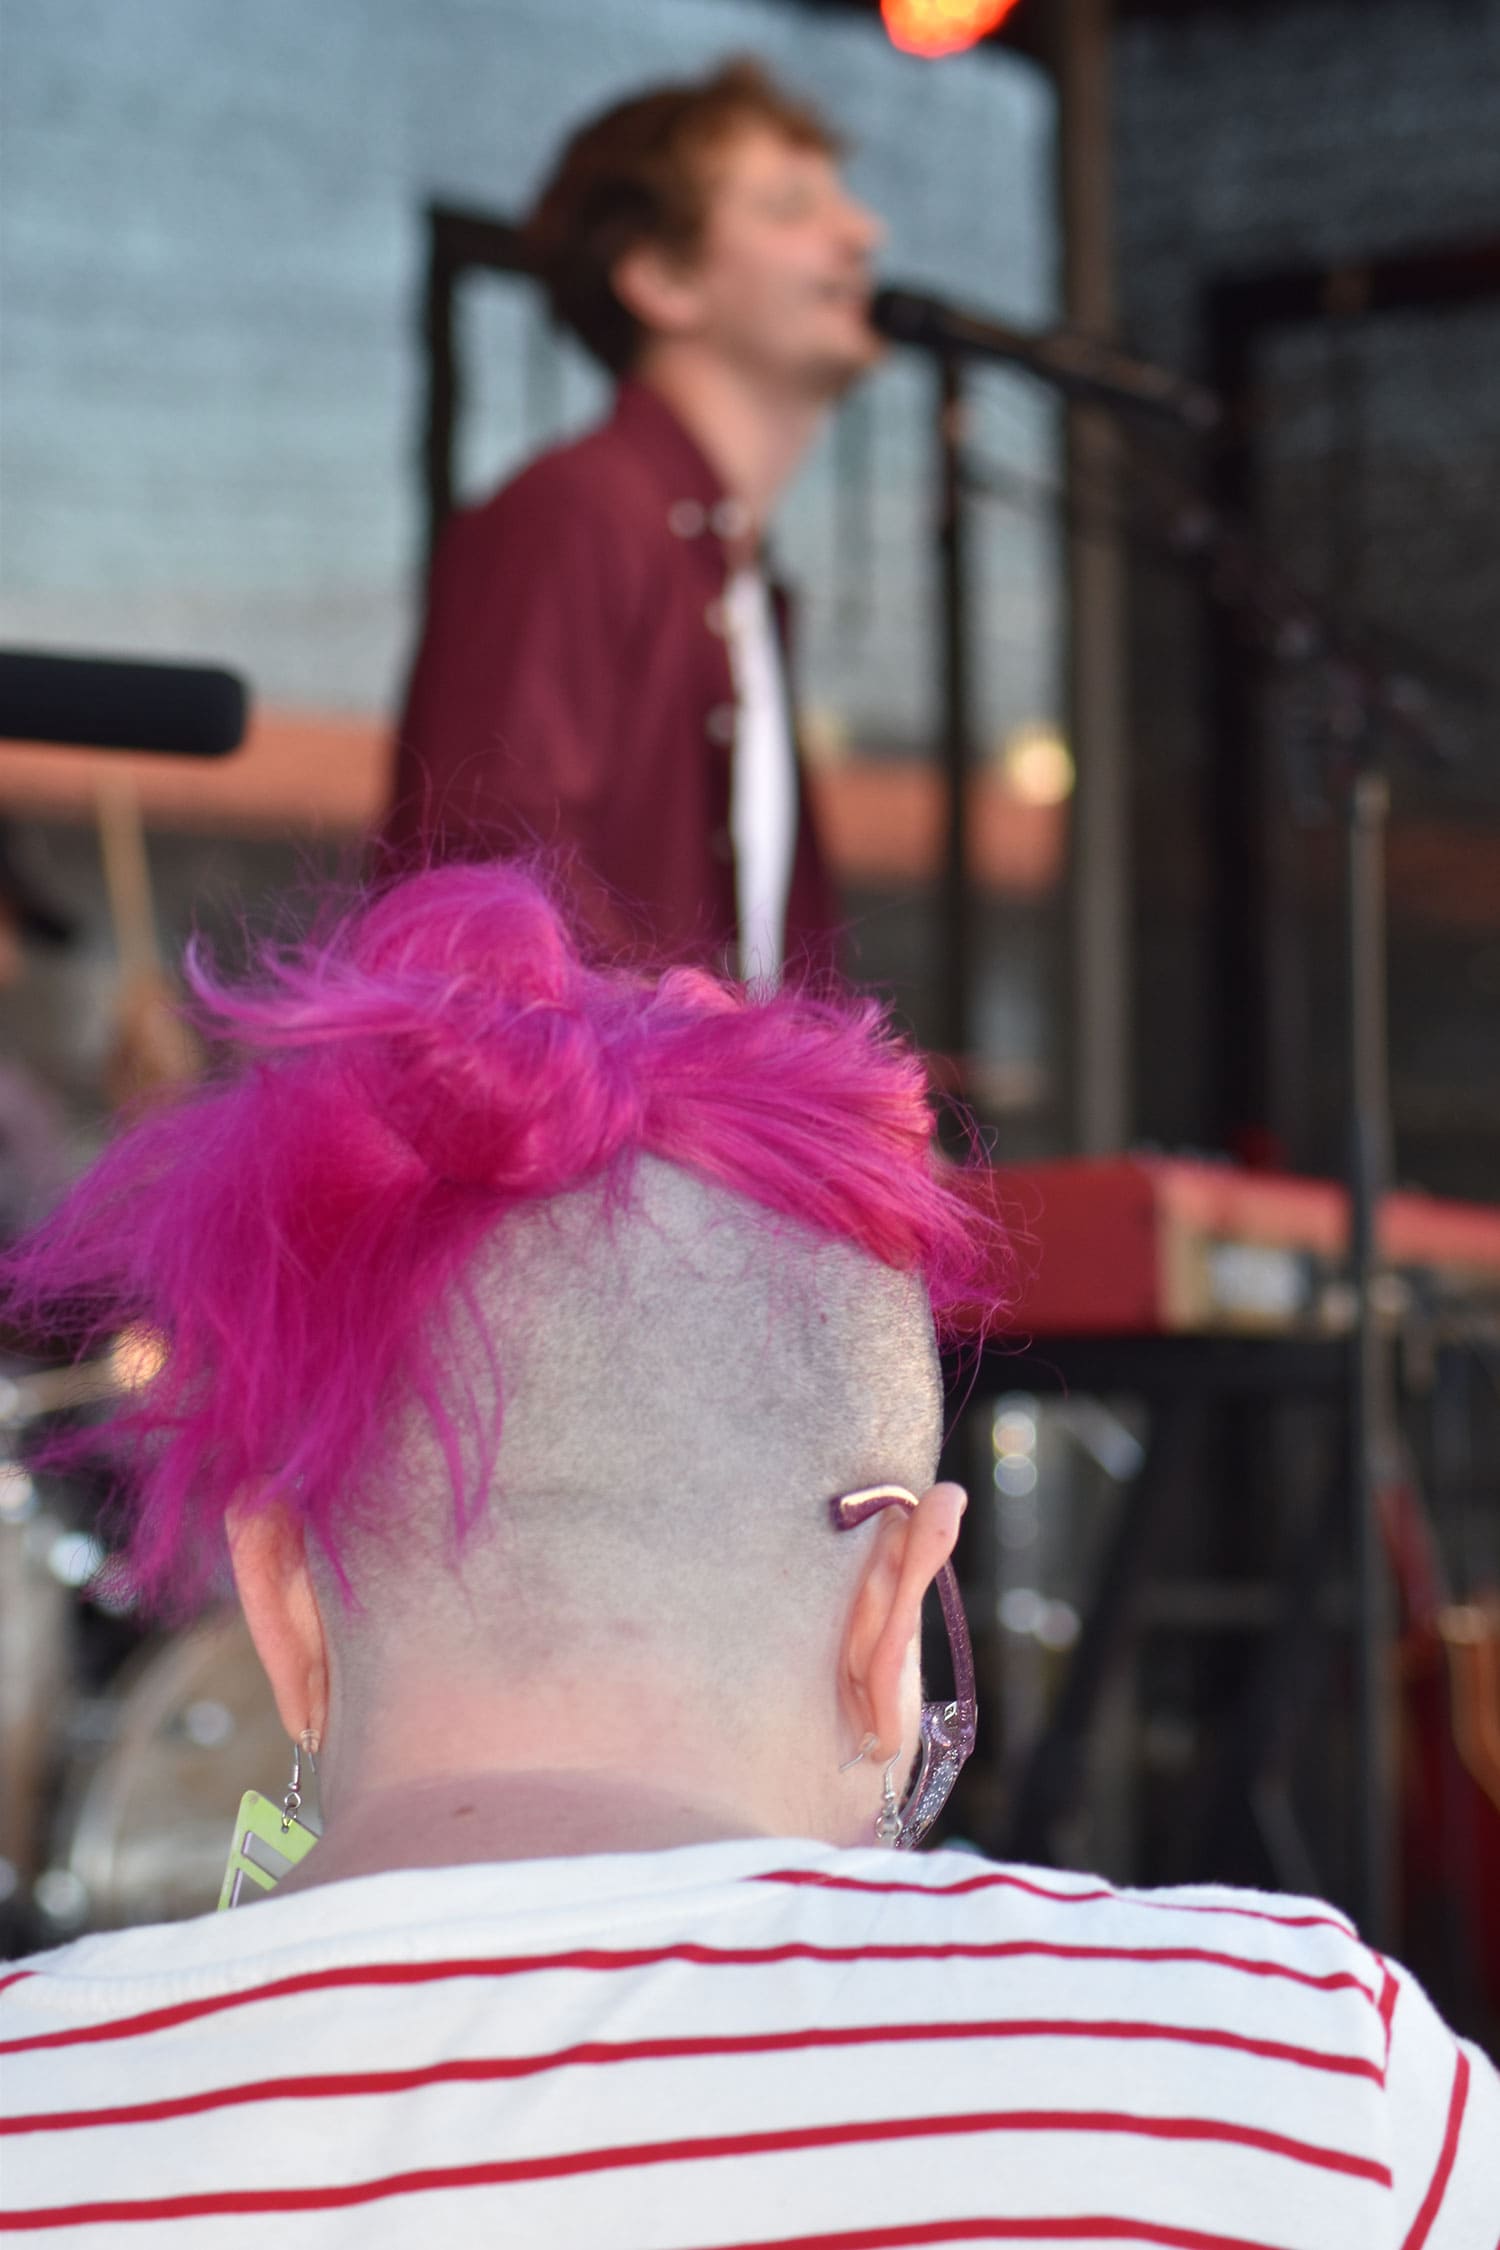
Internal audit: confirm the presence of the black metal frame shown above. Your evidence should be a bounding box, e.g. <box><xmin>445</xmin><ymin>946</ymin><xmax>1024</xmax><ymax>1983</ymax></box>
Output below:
<box><xmin>959</xmin><ymin>1318</ymin><xmax>1493</xmax><ymax>2004</ymax></box>
<box><xmin>418</xmin><ymin>203</ymin><xmax>533</xmax><ymax>572</ymax></box>
<box><xmin>1199</xmin><ymin>234</ymin><xmax>1500</xmax><ymax>1163</ymax></box>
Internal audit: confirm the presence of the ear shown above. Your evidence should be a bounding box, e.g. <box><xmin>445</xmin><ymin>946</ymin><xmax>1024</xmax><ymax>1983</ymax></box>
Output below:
<box><xmin>839</xmin><ymin>1483</ymin><xmax>966</xmax><ymax>1764</ymax></box>
<box><xmin>227</xmin><ymin>1499</ymin><xmax>330</xmax><ymax>1748</ymax></box>
<box><xmin>610</xmin><ymin>239</ymin><xmax>708</xmax><ymax>344</ymax></box>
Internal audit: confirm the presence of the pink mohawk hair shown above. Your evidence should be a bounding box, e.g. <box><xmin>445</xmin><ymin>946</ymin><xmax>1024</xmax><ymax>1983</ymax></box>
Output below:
<box><xmin>1</xmin><ymin>864</ymin><xmax>1012</xmax><ymax>1613</ymax></box>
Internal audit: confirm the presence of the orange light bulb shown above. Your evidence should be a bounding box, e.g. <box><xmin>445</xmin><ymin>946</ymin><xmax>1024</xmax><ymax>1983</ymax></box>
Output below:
<box><xmin>881</xmin><ymin>0</ymin><xmax>1023</xmax><ymax>58</ymax></box>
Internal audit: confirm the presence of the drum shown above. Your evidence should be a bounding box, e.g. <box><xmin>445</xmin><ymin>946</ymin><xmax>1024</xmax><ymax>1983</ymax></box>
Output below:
<box><xmin>0</xmin><ymin>1499</ymin><xmax>73</xmax><ymax>1896</ymax></box>
<box><xmin>45</xmin><ymin>1608</ymin><xmax>287</xmax><ymax>1929</ymax></box>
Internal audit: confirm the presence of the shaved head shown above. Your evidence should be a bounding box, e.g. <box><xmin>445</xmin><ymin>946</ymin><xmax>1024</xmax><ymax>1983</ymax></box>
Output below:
<box><xmin>8</xmin><ymin>862</ymin><xmax>1005</xmax><ymax>1857</ymax></box>
<box><xmin>324</xmin><ymin>1158</ymin><xmax>941</xmax><ymax>1730</ymax></box>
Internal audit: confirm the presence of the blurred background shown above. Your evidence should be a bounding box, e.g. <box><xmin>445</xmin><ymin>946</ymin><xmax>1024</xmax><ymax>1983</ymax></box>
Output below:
<box><xmin>1</xmin><ymin>0</ymin><xmax>1498</xmax><ymax>2055</ymax></box>
<box><xmin>0</xmin><ymin>0</ymin><xmax>1064</xmax><ymax>1135</ymax></box>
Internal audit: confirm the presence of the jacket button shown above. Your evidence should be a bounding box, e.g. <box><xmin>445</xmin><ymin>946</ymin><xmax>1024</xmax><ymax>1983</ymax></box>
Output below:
<box><xmin>668</xmin><ymin>499</ymin><xmax>707</xmax><ymax>537</ymax></box>
<box><xmin>711</xmin><ymin>498</ymin><xmax>750</xmax><ymax>539</ymax></box>
<box><xmin>705</xmin><ymin>704</ymin><xmax>736</xmax><ymax>745</ymax></box>
<box><xmin>709</xmin><ymin>825</ymin><xmax>734</xmax><ymax>864</ymax></box>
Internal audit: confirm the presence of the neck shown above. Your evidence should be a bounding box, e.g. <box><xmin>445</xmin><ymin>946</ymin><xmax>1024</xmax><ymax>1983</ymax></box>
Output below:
<box><xmin>275</xmin><ymin>1768</ymin><xmax>771</xmax><ymax>1894</ymax></box>
<box><xmin>636</xmin><ymin>351</ymin><xmax>828</xmax><ymax>541</ymax></box>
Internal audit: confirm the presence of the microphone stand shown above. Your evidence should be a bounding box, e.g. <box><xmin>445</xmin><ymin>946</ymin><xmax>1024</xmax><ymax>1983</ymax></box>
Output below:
<box><xmin>935</xmin><ymin>357</ymin><xmax>974</xmax><ymax>1069</ymax></box>
<box><xmin>1345</xmin><ymin>742</ymin><xmax>1397</xmax><ymax>1945</ymax></box>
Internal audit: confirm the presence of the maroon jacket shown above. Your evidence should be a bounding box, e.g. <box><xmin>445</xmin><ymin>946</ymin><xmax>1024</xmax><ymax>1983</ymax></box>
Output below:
<box><xmin>383</xmin><ymin>382</ymin><xmax>838</xmax><ymax>970</ymax></box>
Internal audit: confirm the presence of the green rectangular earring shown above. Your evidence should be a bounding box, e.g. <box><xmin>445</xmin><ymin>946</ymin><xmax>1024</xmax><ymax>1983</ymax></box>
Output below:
<box><xmin>218</xmin><ymin>1732</ymin><xmax>320</xmax><ymax>1910</ymax></box>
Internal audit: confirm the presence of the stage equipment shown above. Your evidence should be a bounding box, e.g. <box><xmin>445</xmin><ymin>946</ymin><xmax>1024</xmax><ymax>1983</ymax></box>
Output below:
<box><xmin>1384</xmin><ymin>1449</ymin><xmax>1500</xmax><ymax>2019</ymax></box>
<box><xmin>0</xmin><ymin>1457</ymin><xmax>72</xmax><ymax>1910</ymax></box>
<box><xmin>0</xmin><ymin>647</ymin><xmax>248</xmax><ymax>949</ymax></box>
<box><xmin>0</xmin><ymin>650</ymin><xmax>248</xmax><ymax>759</ymax></box>
<box><xmin>954</xmin><ymin>1158</ymin><xmax>1500</xmax><ymax>2027</ymax></box>
<box><xmin>974</xmin><ymin>1155</ymin><xmax>1500</xmax><ymax>1338</ymax></box>
<box><xmin>881</xmin><ymin>0</ymin><xmax>1024</xmax><ymax>60</ymax></box>
<box><xmin>872</xmin><ymin>287</ymin><xmax>1222</xmax><ymax>433</ymax></box>
<box><xmin>44</xmin><ymin>1610</ymin><xmax>285</xmax><ymax>1931</ymax></box>
<box><xmin>871</xmin><ymin>280</ymin><xmax>1223</xmax><ymax>1085</ymax></box>
<box><xmin>882</xmin><ymin>271</ymin><xmax>1463</xmax><ymax>1948</ymax></box>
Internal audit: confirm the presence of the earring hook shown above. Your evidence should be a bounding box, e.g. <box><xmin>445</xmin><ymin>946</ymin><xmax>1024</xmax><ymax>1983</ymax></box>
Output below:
<box><xmin>875</xmin><ymin>1752</ymin><xmax>903</xmax><ymax>1846</ymax></box>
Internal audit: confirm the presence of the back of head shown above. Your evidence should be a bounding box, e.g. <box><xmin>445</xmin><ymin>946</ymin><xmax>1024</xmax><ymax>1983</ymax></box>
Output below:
<box><xmin>346</xmin><ymin>1153</ymin><xmax>941</xmax><ymax>1718</ymax></box>
<box><xmin>524</xmin><ymin>58</ymin><xmax>843</xmax><ymax>374</ymax></box>
<box><xmin>0</xmin><ymin>864</ymin><xmax>1008</xmax><ymax>1686</ymax></box>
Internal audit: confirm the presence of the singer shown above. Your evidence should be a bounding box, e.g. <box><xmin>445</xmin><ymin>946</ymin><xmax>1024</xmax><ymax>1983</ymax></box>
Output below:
<box><xmin>383</xmin><ymin>61</ymin><xmax>884</xmax><ymax>981</ymax></box>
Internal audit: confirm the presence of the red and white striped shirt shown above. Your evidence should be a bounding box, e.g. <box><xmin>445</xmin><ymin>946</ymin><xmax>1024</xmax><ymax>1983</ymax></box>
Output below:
<box><xmin>2</xmin><ymin>1839</ymin><xmax>1496</xmax><ymax>2245</ymax></box>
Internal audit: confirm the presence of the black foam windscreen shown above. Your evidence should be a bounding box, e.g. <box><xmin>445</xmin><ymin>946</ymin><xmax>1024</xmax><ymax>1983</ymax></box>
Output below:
<box><xmin>0</xmin><ymin>650</ymin><xmax>249</xmax><ymax>758</ymax></box>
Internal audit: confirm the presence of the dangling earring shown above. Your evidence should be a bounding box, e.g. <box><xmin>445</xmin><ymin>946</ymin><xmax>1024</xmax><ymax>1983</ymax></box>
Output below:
<box><xmin>217</xmin><ymin>1728</ymin><xmax>322</xmax><ymax>1912</ymax></box>
<box><xmin>282</xmin><ymin>1729</ymin><xmax>320</xmax><ymax>1832</ymax></box>
<box><xmin>838</xmin><ymin>1731</ymin><xmax>878</xmax><ymax>1773</ymax></box>
<box><xmin>875</xmin><ymin>1753</ymin><xmax>903</xmax><ymax>1847</ymax></box>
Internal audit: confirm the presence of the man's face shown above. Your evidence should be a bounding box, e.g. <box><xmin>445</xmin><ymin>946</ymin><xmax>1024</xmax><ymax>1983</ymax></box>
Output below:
<box><xmin>665</xmin><ymin>125</ymin><xmax>885</xmax><ymax>397</ymax></box>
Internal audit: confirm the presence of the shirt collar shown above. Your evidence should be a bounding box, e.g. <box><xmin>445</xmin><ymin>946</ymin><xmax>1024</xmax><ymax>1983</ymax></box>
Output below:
<box><xmin>611</xmin><ymin>379</ymin><xmax>755</xmax><ymax>548</ymax></box>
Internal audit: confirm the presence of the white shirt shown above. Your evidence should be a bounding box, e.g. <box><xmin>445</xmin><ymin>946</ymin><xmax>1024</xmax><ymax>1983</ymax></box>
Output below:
<box><xmin>3</xmin><ymin>1838</ymin><xmax>1496</xmax><ymax>2246</ymax></box>
<box><xmin>723</xmin><ymin>567</ymin><xmax>797</xmax><ymax>986</ymax></box>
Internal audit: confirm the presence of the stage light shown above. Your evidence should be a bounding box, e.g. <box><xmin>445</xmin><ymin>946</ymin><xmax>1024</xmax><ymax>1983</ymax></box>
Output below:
<box><xmin>881</xmin><ymin>0</ymin><xmax>1024</xmax><ymax>60</ymax></box>
<box><xmin>1000</xmin><ymin>722</ymin><xmax>1075</xmax><ymax>806</ymax></box>
<box><xmin>110</xmin><ymin>1321</ymin><xmax>167</xmax><ymax>1392</ymax></box>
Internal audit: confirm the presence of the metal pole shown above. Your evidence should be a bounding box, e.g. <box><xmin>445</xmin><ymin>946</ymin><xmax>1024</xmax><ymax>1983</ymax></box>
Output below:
<box><xmin>1058</xmin><ymin>0</ymin><xmax>1132</xmax><ymax>1153</ymax></box>
<box><xmin>421</xmin><ymin>214</ymin><xmax>458</xmax><ymax>575</ymax></box>
<box><xmin>937</xmin><ymin>357</ymin><xmax>973</xmax><ymax>1065</ymax></box>
<box><xmin>1345</xmin><ymin>759</ymin><xmax>1397</xmax><ymax>1944</ymax></box>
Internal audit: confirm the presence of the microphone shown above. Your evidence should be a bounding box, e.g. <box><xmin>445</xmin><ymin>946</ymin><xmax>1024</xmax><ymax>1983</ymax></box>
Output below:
<box><xmin>0</xmin><ymin>650</ymin><xmax>249</xmax><ymax>758</ymax></box>
<box><xmin>871</xmin><ymin>285</ymin><xmax>1221</xmax><ymax>434</ymax></box>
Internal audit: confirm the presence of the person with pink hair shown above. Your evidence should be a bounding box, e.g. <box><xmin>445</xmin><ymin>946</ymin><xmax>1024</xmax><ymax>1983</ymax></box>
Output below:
<box><xmin>1</xmin><ymin>864</ymin><xmax>1495</xmax><ymax>2245</ymax></box>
